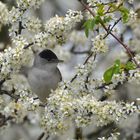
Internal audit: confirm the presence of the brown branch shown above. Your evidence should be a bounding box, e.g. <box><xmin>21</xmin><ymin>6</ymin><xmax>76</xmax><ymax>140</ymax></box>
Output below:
<box><xmin>70</xmin><ymin>52</ymin><xmax>94</xmax><ymax>83</ymax></box>
<box><xmin>78</xmin><ymin>0</ymin><xmax>139</xmax><ymax>68</ymax></box>
<box><xmin>0</xmin><ymin>113</ymin><xmax>13</xmax><ymax>127</ymax></box>
<box><xmin>71</xmin><ymin>50</ymin><xmax>90</xmax><ymax>54</ymax></box>
<box><xmin>103</xmin><ymin>17</ymin><xmax>122</xmax><ymax>39</ymax></box>
<box><xmin>70</xmin><ymin>45</ymin><xmax>91</xmax><ymax>54</ymax></box>
<box><xmin>0</xmin><ymin>90</ymin><xmax>19</xmax><ymax>101</ymax></box>
<box><xmin>18</xmin><ymin>21</ymin><xmax>24</xmax><ymax>35</ymax></box>
<box><xmin>37</xmin><ymin>132</ymin><xmax>45</xmax><ymax>140</ymax></box>
<box><xmin>0</xmin><ymin>79</ymin><xmax>5</xmax><ymax>89</ymax></box>
<box><xmin>86</xmin><ymin>122</ymin><xmax>117</xmax><ymax>139</ymax></box>
<box><xmin>74</xmin><ymin>127</ymin><xmax>83</xmax><ymax>140</ymax></box>
<box><xmin>23</xmin><ymin>42</ymin><xmax>34</xmax><ymax>49</ymax></box>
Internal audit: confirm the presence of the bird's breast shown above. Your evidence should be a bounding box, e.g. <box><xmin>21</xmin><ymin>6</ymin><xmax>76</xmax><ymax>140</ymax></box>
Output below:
<box><xmin>27</xmin><ymin>67</ymin><xmax>61</xmax><ymax>102</ymax></box>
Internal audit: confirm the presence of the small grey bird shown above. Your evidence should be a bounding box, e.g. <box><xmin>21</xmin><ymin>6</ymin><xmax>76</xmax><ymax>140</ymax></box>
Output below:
<box><xmin>20</xmin><ymin>49</ymin><xmax>63</xmax><ymax>103</ymax></box>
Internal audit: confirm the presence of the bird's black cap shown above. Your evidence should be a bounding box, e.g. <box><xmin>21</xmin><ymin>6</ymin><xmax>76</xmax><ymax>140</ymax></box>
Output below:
<box><xmin>39</xmin><ymin>49</ymin><xmax>63</xmax><ymax>62</ymax></box>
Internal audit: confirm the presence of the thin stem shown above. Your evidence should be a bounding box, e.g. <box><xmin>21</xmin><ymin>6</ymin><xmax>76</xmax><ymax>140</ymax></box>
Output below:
<box><xmin>23</xmin><ymin>42</ymin><xmax>34</xmax><ymax>49</ymax></box>
<box><xmin>18</xmin><ymin>21</ymin><xmax>24</xmax><ymax>35</ymax></box>
<box><xmin>70</xmin><ymin>52</ymin><xmax>94</xmax><ymax>83</ymax></box>
<box><xmin>37</xmin><ymin>132</ymin><xmax>45</xmax><ymax>140</ymax></box>
<box><xmin>1</xmin><ymin>90</ymin><xmax>19</xmax><ymax>101</ymax></box>
<box><xmin>74</xmin><ymin>127</ymin><xmax>83</xmax><ymax>140</ymax></box>
<box><xmin>103</xmin><ymin>17</ymin><xmax>122</xmax><ymax>39</ymax></box>
<box><xmin>0</xmin><ymin>114</ymin><xmax>13</xmax><ymax>127</ymax></box>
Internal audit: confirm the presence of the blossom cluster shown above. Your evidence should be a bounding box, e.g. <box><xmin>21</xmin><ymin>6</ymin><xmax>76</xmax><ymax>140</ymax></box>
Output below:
<box><xmin>41</xmin><ymin>86</ymin><xmax>138</xmax><ymax>134</ymax></box>
<box><xmin>9</xmin><ymin>7</ymin><xmax>24</xmax><ymax>24</ymax></box>
<box><xmin>128</xmin><ymin>9</ymin><xmax>138</xmax><ymax>24</ymax></box>
<box><xmin>16</xmin><ymin>0</ymin><xmax>45</xmax><ymax>10</ymax></box>
<box><xmin>0</xmin><ymin>2</ymin><xmax>9</xmax><ymax>30</ymax></box>
<box><xmin>128</xmin><ymin>69</ymin><xmax>140</xmax><ymax>84</ymax></box>
<box><xmin>87</xmin><ymin>0</ymin><xmax>102</xmax><ymax>6</ymax></box>
<box><xmin>1</xmin><ymin>75</ymin><xmax>40</xmax><ymax>124</ymax></box>
<box><xmin>98</xmin><ymin>132</ymin><xmax>120</xmax><ymax>140</ymax></box>
<box><xmin>32</xmin><ymin>11</ymin><xmax>83</xmax><ymax>48</ymax></box>
<box><xmin>23</xmin><ymin>16</ymin><xmax>42</xmax><ymax>33</ymax></box>
<box><xmin>91</xmin><ymin>34</ymin><xmax>108</xmax><ymax>53</ymax></box>
<box><xmin>0</xmin><ymin>35</ymin><xmax>32</xmax><ymax>79</ymax></box>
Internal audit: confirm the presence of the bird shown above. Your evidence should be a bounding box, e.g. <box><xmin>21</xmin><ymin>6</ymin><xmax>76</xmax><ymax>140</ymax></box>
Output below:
<box><xmin>20</xmin><ymin>49</ymin><xmax>63</xmax><ymax>103</ymax></box>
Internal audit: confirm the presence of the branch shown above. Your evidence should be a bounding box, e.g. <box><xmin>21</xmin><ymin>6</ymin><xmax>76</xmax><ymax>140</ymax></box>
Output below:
<box><xmin>86</xmin><ymin>122</ymin><xmax>117</xmax><ymax>139</ymax></box>
<box><xmin>37</xmin><ymin>132</ymin><xmax>49</xmax><ymax>140</ymax></box>
<box><xmin>103</xmin><ymin>17</ymin><xmax>122</xmax><ymax>39</ymax></box>
<box><xmin>95</xmin><ymin>71</ymin><xmax>130</xmax><ymax>101</ymax></box>
<box><xmin>0</xmin><ymin>79</ymin><xmax>5</xmax><ymax>89</ymax></box>
<box><xmin>37</xmin><ymin>132</ymin><xmax>45</xmax><ymax>140</ymax></box>
<box><xmin>23</xmin><ymin>42</ymin><xmax>34</xmax><ymax>49</ymax></box>
<box><xmin>70</xmin><ymin>52</ymin><xmax>94</xmax><ymax>83</ymax></box>
<box><xmin>0</xmin><ymin>90</ymin><xmax>19</xmax><ymax>101</ymax></box>
<box><xmin>70</xmin><ymin>44</ymin><xmax>92</xmax><ymax>55</ymax></box>
<box><xmin>71</xmin><ymin>50</ymin><xmax>90</xmax><ymax>54</ymax></box>
<box><xmin>74</xmin><ymin>127</ymin><xmax>83</xmax><ymax>140</ymax></box>
<box><xmin>18</xmin><ymin>21</ymin><xmax>24</xmax><ymax>35</ymax></box>
<box><xmin>0</xmin><ymin>113</ymin><xmax>13</xmax><ymax>127</ymax></box>
<box><xmin>78</xmin><ymin>0</ymin><xmax>139</xmax><ymax>67</ymax></box>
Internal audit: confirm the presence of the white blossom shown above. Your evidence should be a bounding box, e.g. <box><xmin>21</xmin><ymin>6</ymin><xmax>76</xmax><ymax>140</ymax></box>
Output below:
<box><xmin>128</xmin><ymin>69</ymin><xmax>140</xmax><ymax>84</ymax></box>
<box><xmin>128</xmin><ymin>9</ymin><xmax>138</xmax><ymax>24</ymax></box>
<box><xmin>98</xmin><ymin>132</ymin><xmax>120</xmax><ymax>140</ymax></box>
<box><xmin>128</xmin><ymin>0</ymin><xmax>134</xmax><ymax>4</ymax></box>
<box><xmin>23</xmin><ymin>17</ymin><xmax>42</xmax><ymax>32</ymax></box>
<box><xmin>16</xmin><ymin>0</ymin><xmax>45</xmax><ymax>10</ymax></box>
<box><xmin>91</xmin><ymin>35</ymin><xmax>108</xmax><ymax>53</ymax></box>
<box><xmin>0</xmin><ymin>36</ymin><xmax>32</xmax><ymax>79</ymax></box>
<box><xmin>8</xmin><ymin>7</ymin><xmax>24</xmax><ymax>23</ymax></box>
<box><xmin>87</xmin><ymin>0</ymin><xmax>101</xmax><ymax>6</ymax></box>
<box><xmin>44</xmin><ymin>10</ymin><xmax>83</xmax><ymax>44</ymax></box>
<box><xmin>40</xmin><ymin>85</ymin><xmax>138</xmax><ymax>133</ymax></box>
<box><xmin>0</xmin><ymin>2</ymin><xmax>9</xmax><ymax>29</ymax></box>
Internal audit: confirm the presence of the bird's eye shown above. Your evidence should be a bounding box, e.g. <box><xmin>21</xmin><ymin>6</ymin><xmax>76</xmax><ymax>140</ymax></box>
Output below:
<box><xmin>47</xmin><ymin>58</ymin><xmax>52</xmax><ymax>61</ymax></box>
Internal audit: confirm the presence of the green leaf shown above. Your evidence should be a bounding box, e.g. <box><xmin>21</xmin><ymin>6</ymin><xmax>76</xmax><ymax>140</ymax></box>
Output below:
<box><xmin>103</xmin><ymin>16</ymin><xmax>112</xmax><ymax>23</ymax></box>
<box><xmin>119</xmin><ymin>6</ymin><xmax>129</xmax><ymax>23</ymax></box>
<box><xmin>113</xmin><ymin>59</ymin><xmax>121</xmax><ymax>74</ymax></box>
<box><xmin>94</xmin><ymin>15</ymin><xmax>101</xmax><ymax>24</ymax></box>
<box><xmin>103</xmin><ymin>59</ymin><xmax>121</xmax><ymax>83</ymax></box>
<box><xmin>103</xmin><ymin>67</ymin><xmax>114</xmax><ymax>84</ymax></box>
<box><xmin>84</xmin><ymin>27</ymin><xmax>89</xmax><ymax>38</ymax></box>
<box><xmin>125</xmin><ymin>61</ymin><xmax>136</xmax><ymax>70</ymax></box>
<box><xmin>108</xmin><ymin>3</ymin><xmax>117</xmax><ymax>10</ymax></box>
<box><xmin>83</xmin><ymin>19</ymin><xmax>95</xmax><ymax>37</ymax></box>
<box><xmin>97</xmin><ymin>4</ymin><xmax>105</xmax><ymax>16</ymax></box>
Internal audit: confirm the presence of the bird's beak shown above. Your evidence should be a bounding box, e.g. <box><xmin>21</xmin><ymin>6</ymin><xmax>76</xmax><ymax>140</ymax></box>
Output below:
<box><xmin>58</xmin><ymin>59</ymin><xmax>64</xmax><ymax>63</ymax></box>
<box><xmin>49</xmin><ymin>59</ymin><xmax>64</xmax><ymax>63</ymax></box>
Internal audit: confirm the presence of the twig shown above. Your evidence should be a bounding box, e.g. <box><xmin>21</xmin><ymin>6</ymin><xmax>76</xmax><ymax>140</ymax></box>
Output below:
<box><xmin>70</xmin><ymin>45</ymin><xmax>90</xmax><ymax>54</ymax></box>
<box><xmin>0</xmin><ymin>114</ymin><xmax>13</xmax><ymax>127</ymax></box>
<box><xmin>0</xmin><ymin>79</ymin><xmax>5</xmax><ymax>89</ymax></box>
<box><xmin>45</xmin><ymin>135</ymin><xmax>50</xmax><ymax>140</ymax></box>
<box><xmin>71</xmin><ymin>50</ymin><xmax>90</xmax><ymax>54</ymax></box>
<box><xmin>103</xmin><ymin>17</ymin><xmax>122</xmax><ymax>39</ymax></box>
<box><xmin>70</xmin><ymin>52</ymin><xmax>94</xmax><ymax>83</ymax></box>
<box><xmin>23</xmin><ymin>42</ymin><xmax>34</xmax><ymax>49</ymax></box>
<box><xmin>18</xmin><ymin>21</ymin><xmax>24</xmax><ymax>35</ymax></box>
<box><xmin>74</xmin><ymin>127</ymin><xmax>83</xmax><ymax>140</ymax></box>
<box><xmin>78</xmin><ymin>0</ymin><xmax>139</xmax><ymax>67</ymax></box>
<box><xmin>37</xmin><ymin>132</ymin><xmax>45</xmax><ymax>140</ymax></box>
<box><xmin>0</xmin><ymin>90</ymin><xmax>19</xmax><ymax>101</ymax></box>
<box><xmin>86</xmin><ymin>122</ymin><xmax>117</xmax><ymax>139</ymax></box>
